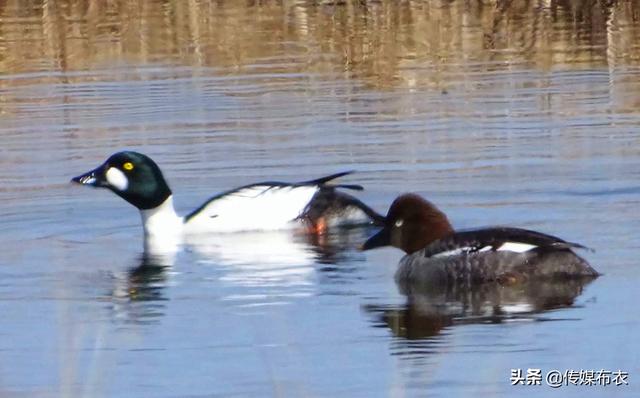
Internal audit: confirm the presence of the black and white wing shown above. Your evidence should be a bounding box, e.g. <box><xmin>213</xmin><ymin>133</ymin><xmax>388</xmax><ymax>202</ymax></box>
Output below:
<box><xmin>422</xmin><ymin>227</ymin><xmax>589</xmax><ymax>258</ymax></box>
<box><xmin>184</xmin><ymin>183</ymin><xmax>320</xmax><ymax>233</ymax></box>
<box><xmin>183</xmin><ymin>172</ymin><xmax>369</xmax><ymax>233</ymax></box>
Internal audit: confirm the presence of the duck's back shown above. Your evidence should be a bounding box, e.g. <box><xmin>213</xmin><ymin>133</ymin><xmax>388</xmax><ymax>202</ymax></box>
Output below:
<box><xmin>184</xmin><ymin>184</ymin><xmax>319</xmax><ymax>233</ymax></box>
<box><xmin>396</xmin><ymin>227</ymin><xmax>599</xmax><ymax>287</ymax></box>
<box><xmin>183</xmin><ymin>171</ymin><xmax>383</xmax><ymax>234</ymax></box>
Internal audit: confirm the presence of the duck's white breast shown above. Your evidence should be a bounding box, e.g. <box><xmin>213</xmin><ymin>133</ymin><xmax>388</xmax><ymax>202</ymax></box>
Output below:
<box><xmin>184</xmin><ymin>185</ymin><xmax>319</xmax><ymax>233</ymax></box>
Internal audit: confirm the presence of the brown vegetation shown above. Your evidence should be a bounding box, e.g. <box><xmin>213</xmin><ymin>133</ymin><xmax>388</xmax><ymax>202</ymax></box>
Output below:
<box><xmin>0</xmin><ymin>0</ymin><xmax>638</xmax><ymax>88</ymax></box>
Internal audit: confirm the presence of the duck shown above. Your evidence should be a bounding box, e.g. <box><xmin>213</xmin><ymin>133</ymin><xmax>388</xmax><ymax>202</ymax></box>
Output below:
<box><xmin>71</xmin><ymin>151</ymin><xmax>384</xmax><ymax>237</ymax></box>
<box><xmin>362</xmin><ymin>193</ymin><xmax>599</xmax><ymax>286</ymax></box>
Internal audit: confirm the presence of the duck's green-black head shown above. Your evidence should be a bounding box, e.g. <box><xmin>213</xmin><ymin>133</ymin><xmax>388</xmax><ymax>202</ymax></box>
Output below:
<box><xmin>71</xmin><ymin>151</ymin><xmax>172</xmax><ymax>210</ymax></box>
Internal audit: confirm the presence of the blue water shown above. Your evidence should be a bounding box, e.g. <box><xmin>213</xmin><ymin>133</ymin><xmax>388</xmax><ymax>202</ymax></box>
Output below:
<box><xmin>1</xmin><ymin>2</ymin><xmax>640</xmax><ymax>396</ymax></box>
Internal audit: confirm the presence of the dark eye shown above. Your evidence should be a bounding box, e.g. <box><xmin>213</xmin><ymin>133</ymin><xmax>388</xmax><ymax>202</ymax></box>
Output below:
<box><xmin>123</xmin><ymin>162</ymin><xmax>134</xmax><ymax>171</ymax></box>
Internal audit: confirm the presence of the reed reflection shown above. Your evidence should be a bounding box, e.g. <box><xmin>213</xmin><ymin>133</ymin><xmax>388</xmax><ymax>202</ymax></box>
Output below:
<box><xmin>1</xmin><ymin>0</ymin><xmax>638</xmax><ymax>90</ymax></box>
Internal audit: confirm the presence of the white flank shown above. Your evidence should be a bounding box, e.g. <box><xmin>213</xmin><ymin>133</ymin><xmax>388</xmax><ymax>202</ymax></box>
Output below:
<box><xmin>140</xmin><ymin>196</ymin><xmax>184</xmax><ymax>237</ymax></box>
<box><xmin>184</xmin><ymin>185</ymin><xmax>319</xmax><ymax>233</ymax></box>
<box><xmin>106</xmin><ymin>167</ymin><xmax>128</xmax><ymax>191</ymax></box>
<box><xmin>326</xmin><ymin>207</ymin><xmax>369</xmax><ymax>227</ymax></box>
<box><xmin>432</xmin><ymin>247</ymin><xmax>471</xmax><ymax>258</ymax></box>
<box><xmin>433</xmin><ymin>242</ymin><xmax>537</xmax><ymax>258</ymax></box>
<box><xmin>497</xmin><ymin>242</ymin><xmax>537</xmax><ymax>253</ymax></box>
<box><xmin>500</xmin><ymin>303</ymin><xmax>534</xmax><ymax>314</ymax></box>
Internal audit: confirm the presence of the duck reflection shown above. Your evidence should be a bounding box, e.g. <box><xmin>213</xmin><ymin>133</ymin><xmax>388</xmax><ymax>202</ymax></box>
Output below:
<box><xmin>187</xmin><ymin>231</ymin><xmax>319</xmax><ymax>289</ymax></box>
<box><xmin>123</xmin><ymin>253</ymin><xmax>172</xmax><ymax>302</ymax></box>
<box><xmin>186</xmin><ymin>227</ymin><xmax>373</xmax><ymax>286</ymax></box>
<box><xmin>108</xmin><ymin>251</ymin><xmax>173</xmax><ymax>324</ymax></box>
<box><xmin>366</xmin><ymin>278</ymin><xmax>596</xmax><ymax>340</ymax></box>
<box><xmin>308</xmin><ymin>226</ymin><xmax>377</xmax><ymax>265</ymax></box>
<box><xmin>108</xmin><ymin>226</ymin><xmax>374</xmax><ymax>323</ymax></box>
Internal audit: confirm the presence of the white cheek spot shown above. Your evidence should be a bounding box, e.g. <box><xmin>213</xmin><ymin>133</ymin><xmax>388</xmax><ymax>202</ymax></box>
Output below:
<box><xmin>497</xmin><ymin>242</ymin><xmax>537</xmax><ymax>253</ymax></box>
<box><xmin>106</xmin><ymin>167</ymin><xmax>129</xmax><ymax>191</ymax></box>
<box><xmin>395</xmin><ymin>219</ymin><xmax>404</xmax><ymax>227</ymax></box>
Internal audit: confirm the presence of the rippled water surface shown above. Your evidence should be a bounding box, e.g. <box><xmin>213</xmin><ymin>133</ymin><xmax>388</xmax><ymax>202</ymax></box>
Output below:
<box><xmin>1</xmin><ymin>1</ymin><xmax>640</xmax><ymax>397</ymax></box>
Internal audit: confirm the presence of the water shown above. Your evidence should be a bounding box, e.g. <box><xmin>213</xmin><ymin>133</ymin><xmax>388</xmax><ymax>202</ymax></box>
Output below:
<box><xmin>1</xmin><ymin>1</ymin><xmax>639</xmax><ymax>396</ymax></box>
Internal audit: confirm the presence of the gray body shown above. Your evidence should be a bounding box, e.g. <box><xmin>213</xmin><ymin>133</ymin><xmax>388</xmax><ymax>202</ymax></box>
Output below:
<box><xmin>395</xmin><ymin>248</ymin><xmax>598</xmax><ymax>289</ymax></box>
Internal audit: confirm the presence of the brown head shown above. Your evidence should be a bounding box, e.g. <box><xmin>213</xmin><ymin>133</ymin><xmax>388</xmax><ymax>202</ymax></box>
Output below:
<box><xmin>361</xmin><ymin>193</ymin><xmax>454</xmax><ymax>254</ymax></box>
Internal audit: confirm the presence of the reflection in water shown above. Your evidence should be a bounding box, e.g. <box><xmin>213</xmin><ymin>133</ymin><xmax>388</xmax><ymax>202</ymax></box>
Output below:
<box><xmin>308</xmin><ymin>226</ymin><xmax>379</xmax><ymax>265</ymax></box>
<box><xmin>0</xmin><ymin>0</ymin><xmax>639</xmax><ymax>91</ymax></box>
<box><xmin>109</xmin><ymin>252</ymin><xmax>172</xmax><ymax>324</ymax></box>
<box><xmin>108</xmin><ymin>227</ymin><xmax>373</xmax><ymax>322</ymax></box>
<box><xmin>1</xmin><ymin>1</ymin><xmax>637</xmax><ymax>395</ymax></box>
<box><xmin>125</xmin><ymin>253</ymin><xmax>172</xmax><ymax>302</ymax></box>
<box><xmin>184</xmin><ymin>227</ymin><xmax>374</xmax><ymax>287</ymax></box>
<box><xmin>366</xmin><ymin>278</ymin><xmax>595</xmax><ymax>341</ymax></box>
<box><xmin>189</xmin><ymin>231</ymin><xmax>320</xmax><ymax>293</ymax></box>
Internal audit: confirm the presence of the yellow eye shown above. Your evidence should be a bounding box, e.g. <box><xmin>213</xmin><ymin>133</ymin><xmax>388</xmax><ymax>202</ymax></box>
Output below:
<box><xmin>123</xmin><ymin>162</ymin><xmax>134</xmax><ymax>171</ymax></box>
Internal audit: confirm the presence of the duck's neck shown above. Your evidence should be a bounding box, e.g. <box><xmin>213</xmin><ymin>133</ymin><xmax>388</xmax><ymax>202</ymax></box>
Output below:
<box><xmin>139</xmin><ymin>195</ymin><xmax>184</xmax><ymax>237</ymax></box>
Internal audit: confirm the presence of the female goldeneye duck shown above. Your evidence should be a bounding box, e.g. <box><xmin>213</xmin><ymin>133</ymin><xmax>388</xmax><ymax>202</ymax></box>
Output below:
<box><xmin>71</xmin><ymin>151</ymin><xmax>384</xmax><ymax>236</ymax></box>
<box><xmin>362</xmin><ymin>193</ymin><xmax>599</xmax><ymax>285</ymax></box>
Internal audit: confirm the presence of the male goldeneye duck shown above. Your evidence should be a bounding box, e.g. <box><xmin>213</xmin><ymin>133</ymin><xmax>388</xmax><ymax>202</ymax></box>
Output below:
<box><xmin>71</xmin><ymin>151</ymin><xmax>383</xmax><ymax>237</ymax></box>
<box><xmin>362</xmin><ymin>193</ymin><xmax>599</xmax><ymax>285</ymax></box>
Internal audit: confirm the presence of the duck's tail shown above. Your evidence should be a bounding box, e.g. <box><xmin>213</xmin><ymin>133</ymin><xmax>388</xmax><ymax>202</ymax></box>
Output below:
<box><xmin>303</xmin><ymin>171</ymin><xmax>364</xmax><ymax>191</ymax></box>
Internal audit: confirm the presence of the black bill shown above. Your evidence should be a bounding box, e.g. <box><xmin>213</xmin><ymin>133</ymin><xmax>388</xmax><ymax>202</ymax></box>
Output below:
<box><xmin>361</xmin><ymin>227</ymin><xmax>390</xmax><ymax>251</ymax></box>
<box><xmin>71</xmin><ymin>165</ymin><xmax>106</xmax><ymax>187</ymax></box>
